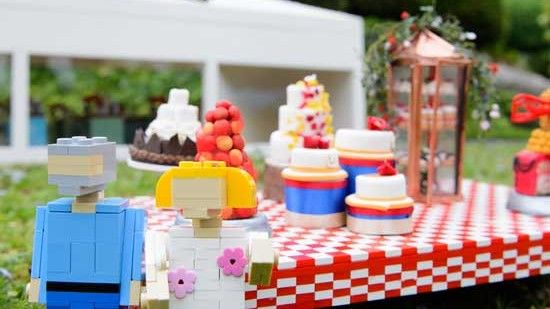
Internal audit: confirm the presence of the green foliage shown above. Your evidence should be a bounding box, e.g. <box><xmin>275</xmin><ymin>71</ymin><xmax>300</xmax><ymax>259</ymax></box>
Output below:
<box><xmin>364</xmin><ymin>6</ymin><xmax>499</xmax><ymax>130</ymax></box>
<box><xmin>30</xmin><ymin>59</ymin><xmax>202</xmax><ymax>120</ymax></box>
<box><xmin>0</xmin><ymin>57</ymin><xmax>9</xmax><ymax>105</ymax></box>
<box><xmin>436</xmin><ymin>0</ymin><xmax>503</xmax><ymax>48</ymax></box>
<box><xmin>541</xmin><ymin>0</ymin><xmax>550</xmax><ymax>42</ymax></box>
<box><xmin>503</xmin><ymin>0</ymin><xmax>546</xmax><ymax>51</ymax></box>
<box><xmin>295</xmin><ymin>0</ymin><xmax>505</xmax><ymax>47</ymax></box>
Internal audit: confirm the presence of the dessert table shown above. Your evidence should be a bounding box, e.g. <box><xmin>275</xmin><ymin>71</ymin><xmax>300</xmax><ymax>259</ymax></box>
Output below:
<box><xmin>130</xmin><ymin>180</ymin><xmax>549</xmax><ymax>308</ymax></box>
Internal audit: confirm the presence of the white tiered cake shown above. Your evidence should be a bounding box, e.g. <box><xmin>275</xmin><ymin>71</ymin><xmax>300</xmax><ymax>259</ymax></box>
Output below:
<box><xmin>264</xmin><ymin>75</ymin><xmax>334</xmax><ymax>201</ymax></box>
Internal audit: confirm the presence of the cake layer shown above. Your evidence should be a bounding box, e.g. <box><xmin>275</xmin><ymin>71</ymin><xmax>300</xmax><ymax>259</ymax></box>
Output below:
<box><xmin>145</xmin><ymin>88</ymin><xmax>200</xmax><ymax>143</ymax></box>
<box><xmin>278</xmin><ymin>105</ymin><xmax>331</xmax><ymax>137</ymax></box>
<box><xmin>347</xmin><ymin>215</ymin><xmax>413</xmax><ymax>235</ymax></box>
<box><xmin>335</xmin><ymin>129</ymin><xmax>395</xmax><ymax>153</ymax></box>
<box><xmin>345</xmin><ymin>194</ymin><xmax>414</xmax><ymax>210</ymax></box>
<box><xmin>285</xmin><ymin>211</ymin><xmax>345</xmax><ymax>229</ymax></box>
<box><xmin>286</xmin><ymin>74</ymin><xmax>325</xmax><ymax>108</ymax></box>
<box><xmin>290</xmin><ymin>148</ymin><xmax>340</xmax><ymax>170</ymax></box>
<box><xmin>355</xmin><ymin>174</ymin><xmax>407</xmax><ymax>200</ymax></box>
<box><xmin>269</xmin><ymin>130</ymin><xmax>301</xmax><ymax>165</ymax></box>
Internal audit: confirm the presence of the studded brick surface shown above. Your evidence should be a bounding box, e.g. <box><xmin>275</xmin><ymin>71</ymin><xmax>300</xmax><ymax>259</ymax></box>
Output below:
<box><xmin>130</xmin><ymin>180</ymin><xmax>550</xmax><ymax>308</ymax></box>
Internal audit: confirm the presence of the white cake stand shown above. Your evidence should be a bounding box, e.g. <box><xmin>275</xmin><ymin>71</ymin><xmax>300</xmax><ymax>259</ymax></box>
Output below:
<box><xmin>507</xmin><ymin>190</ymin><xmax>550</xmax><ymax>216</ymax></box>
<box><xmin>126</xmin><ymin>157</ymin><xmax>176</xmax><ymax>173</ymax></box>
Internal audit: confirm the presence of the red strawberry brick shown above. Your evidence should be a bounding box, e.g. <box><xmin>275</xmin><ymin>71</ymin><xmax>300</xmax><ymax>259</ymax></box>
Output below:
<box><xmin>231</xmin><ymin>120</ymin><xmax>244</xmax><ymax>134</ymax></box>
<box><xmin>203</xmin><ymin>122</ymin><xmax>214</xmax><ymax>135</ymax></box>
<box><xmin>228</xmin><ymin>105</ymin><xmax>241</xmax><ymax>120</ymax></box>
<box><xmin>213</xmin><ymin>119</ymin><xmax>231</xmax><ymax>136</ymax></box>
<box><xmin>216</xmin><ymin>100</ymin><xmax>232</xmax><ymax>109</ymax></box>
<box><xmin>205</xmin><ymin>110</ymin><xmax>216</xmax><ymax>122</ymax></box>
<box><xmin>214</xmin><ymin>107</ymin><xmax>229</xmax><ymax>120</ymax></box>
<box><xmin>232</xmin><ymin>134</ymin><xmax>245</xmax><ymax>150</ymax></box>
<box><xmin>216</xmin><ymin>135</ymin><xmax>233</xmax><ymax>151</ymax></box>
<box><xmin>214</xmin><ymin>151</ymin><xmax>229</xmax><ymax>163</ymax></box>
<box><xmin>229</xmin><ymin>149</ymin><xmax>243</xmax><ymax>166</ymax></box>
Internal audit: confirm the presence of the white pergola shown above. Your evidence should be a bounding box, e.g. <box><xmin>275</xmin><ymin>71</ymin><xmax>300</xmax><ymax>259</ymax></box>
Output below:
<box><xmin>0</xmin><ymin>0</ymin><xmax>365</xmax><ymax>163</ymax></box>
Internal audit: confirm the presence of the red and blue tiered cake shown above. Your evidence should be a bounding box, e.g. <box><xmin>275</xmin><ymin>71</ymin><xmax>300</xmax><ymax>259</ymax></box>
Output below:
<box><xmin>345</xmin><ymin>162</ymin><xmax>414</xmax><ymax>235</ymax></box>
<box><xmin>282</xmin><ymin>148</ymin><xmax>348</xmax><ymax>228</ymax></box>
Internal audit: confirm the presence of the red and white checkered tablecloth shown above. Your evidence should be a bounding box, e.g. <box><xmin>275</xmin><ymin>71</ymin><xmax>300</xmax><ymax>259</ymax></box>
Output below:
<box><xmin>130</xmin><ymin>180</ymin><xmax>550</xmax><ymax>309</ymax></box>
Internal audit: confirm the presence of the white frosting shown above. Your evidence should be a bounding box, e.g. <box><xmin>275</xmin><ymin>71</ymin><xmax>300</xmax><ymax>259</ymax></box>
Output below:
<box><xmin>355</xmin><ymin>174</ymin><xmax>406</xmax><ymax>199</ymax></box>
<box><xmin>335</xmin><ymin>129</ymin><xmax>395</xmax><ymax>153</ymax></box>
<box><xmin>290</xmin><ymin>148</ymin><xmax>339</xmax><ymax>169</ymax></box>
<box><xmin>269</xmin><ymin>131</ymin><xmax>301</xmax><ymax>165</ymax></box>
<box><xmin>286</xmin><ymin>84</ymin><xmax>303</xmax><ymax>108</ymax></box>
<box><xmin>145</xmin><ymin>88</ymin><xmax>200</xmax><ymax>143</ymax></box>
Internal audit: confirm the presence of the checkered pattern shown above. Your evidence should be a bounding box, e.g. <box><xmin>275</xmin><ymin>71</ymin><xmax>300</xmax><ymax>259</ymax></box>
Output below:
<box><xmin>131</xmin><ymin>180</ymin><xmax>550</xmax><ymax>308</ymax></box>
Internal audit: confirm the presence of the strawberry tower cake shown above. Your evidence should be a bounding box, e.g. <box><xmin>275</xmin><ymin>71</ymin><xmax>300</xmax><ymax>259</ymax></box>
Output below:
<box><xmin>264</xmin><ymin>74</ymin><xmax>334</xmax><ymax>201</ymax></box>
<box><xmin>195</xmin><ymin>100</ymin><xmax>257</xmax><ymax>219</ymax></box>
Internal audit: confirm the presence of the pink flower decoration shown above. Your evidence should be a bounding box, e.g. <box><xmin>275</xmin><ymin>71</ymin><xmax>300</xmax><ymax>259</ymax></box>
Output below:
<box><xmin>217</xmin><ymin>247</ymin><xmax>247</xmax><ymax>277</ymax></box>
<box><xmin>168</xmin><ymin>267</ymin><xmax>196</xmax><ymax>299</ymax></box>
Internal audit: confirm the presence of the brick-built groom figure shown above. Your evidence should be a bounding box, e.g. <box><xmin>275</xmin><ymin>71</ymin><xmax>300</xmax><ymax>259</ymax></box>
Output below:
<box><xmin>28</xmin><ymin>136</ymin><xmax>145</xmax><ymax>308</ymax></box>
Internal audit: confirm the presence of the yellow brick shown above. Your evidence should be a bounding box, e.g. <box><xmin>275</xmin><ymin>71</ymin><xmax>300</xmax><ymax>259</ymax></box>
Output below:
<box><xmin>48</xmin><ymin>155</ymin><xmax>103</xmax><ymax>166</ymax></box>
<box><xmin>48</xmin><ymin>163</ymin><xmax>103</xmax><ymax>176</ymax></box>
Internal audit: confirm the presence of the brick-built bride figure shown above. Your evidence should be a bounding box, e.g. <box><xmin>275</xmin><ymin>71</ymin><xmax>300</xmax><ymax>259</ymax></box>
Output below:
<box><xmin>141</xmin><ymin>161</ymin><xmax>276</xmax><ymax>309</ymax></box>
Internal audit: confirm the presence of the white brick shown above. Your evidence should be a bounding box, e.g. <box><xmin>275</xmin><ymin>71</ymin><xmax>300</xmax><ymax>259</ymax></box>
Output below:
<box><xmin>194</xmin><ymin>269</ymin><xmax>220</xmax><ymax>290</ymax></box>
<box><xmin>333</xmin><ymin>280</ymin><xmax>351</xmax><ymax>289</ymax></box>
<box><xmin>315</xmin><ymin>290</ymin><xmax>332</xmax><ymax>300</ymax></box>
<box><xmin>350</xmin><ymin>285</ymin><xmax>367</xmax><ymax>295</ymax></box>
<box><xmin>315</xmin><ymin>273</ymin><xmax>333</xmax><ymax>283</ymax></box>
<box><xmin>351</xmin><ymin>268</ymin><xmax>368</xmax><ymax>279</ymax></box>
<box><xmin>220</xmin><ymin>273</ymin><xmax>245</xmax><ymax>291</ymax></box>
<box><xmin>296</xmin><ymin>284</ymin><xmax>314</xmax><ymax>294</ymax></box>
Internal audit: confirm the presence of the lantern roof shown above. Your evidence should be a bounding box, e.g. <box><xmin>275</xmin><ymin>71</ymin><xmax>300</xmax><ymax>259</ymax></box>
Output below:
<box><xmin>393</xmin><ymin>29</ymin><xmax>471</xmax><ymax>65</ymax></box>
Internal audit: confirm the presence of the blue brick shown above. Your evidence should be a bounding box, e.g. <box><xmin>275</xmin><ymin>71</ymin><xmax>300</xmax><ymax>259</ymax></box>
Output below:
<box><xmin>46</xmin><ymin>198</ymin><xmax>73</xmax><ymax>213</ymax></box>
<box><xmin>31</xmin><ymin>206</ymin><xmax>46</xmax><ymax>278</ymax></box>
<box><xmin>95</xmin><ymin>198</ymin><xmax>128</xmax><ymax>214</ymax></box>
<box><xmin>47</xmin><ymin>291</ymin><xmax>119</xmax><ymax>308</ymax></box>
<box><xmin>119</xmin><ymin>209</ymin><xmax>135</xmax><ymax>306</ymax></box>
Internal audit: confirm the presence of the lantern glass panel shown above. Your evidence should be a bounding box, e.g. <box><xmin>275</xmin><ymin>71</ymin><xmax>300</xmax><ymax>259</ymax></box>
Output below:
<box><xmin>424</xmin><ymin>64</ymin><xmax>467</xmax><ymax>196</ymax></box>
<box><xmin>391</xmin><ymin>64</ymin><xmax>412</xmax><ymax>172</ymax></box>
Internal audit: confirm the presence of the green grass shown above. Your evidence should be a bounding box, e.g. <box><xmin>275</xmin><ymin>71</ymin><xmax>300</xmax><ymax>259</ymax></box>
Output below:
<box><xmin>463</xmin><ymin>139</ymin><xmax>525</xmax><ymax>185</ymax></box>
<box><xmin>0</xmin><ymin>141</ymin><xmax>547</xmax><ymax>307</ymax></box>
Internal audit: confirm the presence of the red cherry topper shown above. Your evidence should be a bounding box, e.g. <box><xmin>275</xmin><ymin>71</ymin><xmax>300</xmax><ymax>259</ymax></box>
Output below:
<box><xmin>377</xmin><ymin>160</ymin><xmax>397</xmax><ymax>176</ymax></box>
<box><xmin>367</xmin><ymin>116</ymin><xmax>388</xmax><ymax>131</ymax></box>
<box><xmin>303</xmin><ymin>135</ymin><xmax>330</xmax><ymax>149</ymax></box>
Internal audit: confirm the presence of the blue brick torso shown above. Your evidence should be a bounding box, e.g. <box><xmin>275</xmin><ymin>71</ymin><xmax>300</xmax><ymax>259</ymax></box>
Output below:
<box><xmin>31</xmin><ymin>197</ymin><xmax>145</xmax><ymax>306</ymax></box>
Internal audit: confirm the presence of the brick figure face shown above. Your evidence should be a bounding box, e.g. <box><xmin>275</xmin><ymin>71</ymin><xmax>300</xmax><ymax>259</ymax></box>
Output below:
<box><xmin>47</xmin><ymin>136</ymin><xmax>116</xmax><ymax>196</ymax></box>
<box><xmin>172</xmin><ymin>178</ymin><xmax>227</xmax><ymax>219</ymax></box>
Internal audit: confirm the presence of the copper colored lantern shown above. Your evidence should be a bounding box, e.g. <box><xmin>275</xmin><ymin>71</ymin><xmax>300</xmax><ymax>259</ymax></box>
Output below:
<box><xmin>387</xmin><ymin>30</ymin><xmax>472</xmax><ymax>204</ymax></box>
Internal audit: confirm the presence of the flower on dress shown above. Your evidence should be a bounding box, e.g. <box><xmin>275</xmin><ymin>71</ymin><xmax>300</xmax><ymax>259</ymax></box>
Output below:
<box><xmin>217</xmin><ymin>247</ymin><xmax>247</xmax><ymax>277</ymax></box>
<box><xmin>168</xmin><ymin>267</ymin><xmax>196</xmax><ymax>299</ymax></box>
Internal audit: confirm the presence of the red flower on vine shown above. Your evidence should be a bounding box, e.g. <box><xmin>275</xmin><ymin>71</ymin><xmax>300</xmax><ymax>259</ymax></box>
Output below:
<box><xmin>367</xmin><ymin>116</ymin><xmax>388</xmax><ymax>131</ymax></box>
<box><xmin>488</xmin><ymin>63</ymin><xmax>499</xmax><ymax>75</ymax></box>
<box><xmin>400</xmin><ymin>11</ymin><xmax>410</xmax><ymax>20</ymax></box>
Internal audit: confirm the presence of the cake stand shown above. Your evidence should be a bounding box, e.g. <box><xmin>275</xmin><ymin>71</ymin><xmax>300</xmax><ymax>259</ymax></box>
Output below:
<box><xmin>126</xmin><ymin>157</ymin><xmax>175</xmax><ymax>173</ymax></box>
<box><xmin>507</xmin><ymin>190</ymin><xmax>550</xmax><ymax>216</ymax></box>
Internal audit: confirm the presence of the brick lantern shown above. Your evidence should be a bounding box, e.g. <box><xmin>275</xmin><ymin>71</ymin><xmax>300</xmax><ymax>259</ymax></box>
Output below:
<box><xmin>387</xmin><ymin>30</ymin><xmax>472</xmax><ymax>204</ymax></box>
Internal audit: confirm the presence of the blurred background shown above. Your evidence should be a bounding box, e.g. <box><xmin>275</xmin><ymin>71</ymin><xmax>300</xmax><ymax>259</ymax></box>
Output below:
<box><xmin>0</xmin><ymin>0</ymin><xmax>548</xmax><ymax>307</ymax></box>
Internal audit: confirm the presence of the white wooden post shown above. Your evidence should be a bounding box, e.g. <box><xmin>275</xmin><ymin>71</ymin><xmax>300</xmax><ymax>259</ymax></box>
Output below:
<box><xmin>11</xmin><ymin>51</ymin><xmax>30</xmax><ymax>151</ymax></box>
<box><xmin>202</xmin><ymin>60</ymin><xmax>219</xmax><ymax>115</ymax></box>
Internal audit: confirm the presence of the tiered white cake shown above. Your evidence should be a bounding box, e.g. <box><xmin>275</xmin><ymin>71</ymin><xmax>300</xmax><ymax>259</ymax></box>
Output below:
<box><xmin>264</xmin><ymin>75</ymin><xmax>334</xmax><ymax>201</ymax></box>
<box><xmin>269</xmin><ymin>74</ymin><xmax>334</xmax><ymax>164</ymax></box>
